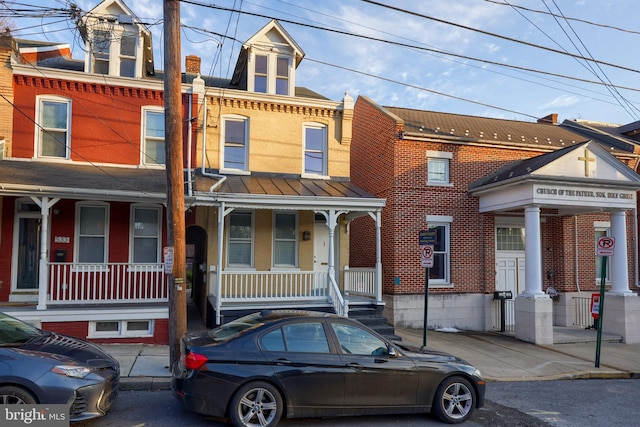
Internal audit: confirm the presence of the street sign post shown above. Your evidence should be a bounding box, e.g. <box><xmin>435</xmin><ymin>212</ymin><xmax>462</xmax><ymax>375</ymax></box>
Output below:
<box><xmin>418</xmin><ymin>230</ymin><xmax>437</xmax><ymax>349</ymax></box>
<box><xmin>595</xmin><ymin>236</ymin><xmax>614</xmax><ymax>368</ymax></box>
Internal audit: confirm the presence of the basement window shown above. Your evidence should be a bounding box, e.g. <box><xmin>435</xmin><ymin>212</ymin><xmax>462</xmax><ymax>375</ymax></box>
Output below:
<box><xmin>89</xmin><ymin>320</ymin><xmax>153</xmax><ymax>338</ymax></box>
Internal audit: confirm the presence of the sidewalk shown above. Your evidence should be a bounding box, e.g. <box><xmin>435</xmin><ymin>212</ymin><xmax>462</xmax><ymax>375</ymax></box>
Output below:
<box><xmin>397</xmin><ymin>327</ymin><xmax>640</xmax><ymax>381</ymax></box>
<box><xmin>101</xmin><ymin>327</ymin><xmax>640</xmax><ymax>391</ymax></box>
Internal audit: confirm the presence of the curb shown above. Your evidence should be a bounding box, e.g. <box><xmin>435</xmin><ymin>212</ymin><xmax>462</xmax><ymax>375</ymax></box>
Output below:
<box><xmin>120</xmin><ymin>377</ymin><xmax>172</xmax><ymax>391</ymax></box>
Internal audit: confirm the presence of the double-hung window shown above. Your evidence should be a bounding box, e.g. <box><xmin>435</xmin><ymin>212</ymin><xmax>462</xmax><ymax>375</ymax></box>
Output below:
<box><xmin>142</xmin><ymin>107</ymin><xmax>165</xmax><ymax>165</ymax></box>
<box><xmin>132</xmin><ymin>206</ymin><xmax>161</xmax><ymax>263</ymax></box>
<box><xmin>77</xmin><ymin>204</ymin><xmax>108</xmax><ymax>263</ymax></box>
<box><xmin>254</xmin><ymin>54</ymin><xmax>268</xmax><ymax>93</ymax></box>
<box><xmin>91</xmin><ymin>29</ymin><xmax>111</xmax><ymax>74</ymax></box>
<box><xmin>228</xmin><ymin>211</ymin><xmax>253</xmax><ymax>267</ymax></box>
<box><xmin>37</xmin><ymin>96</ymin><xmax>70</xmax><ymax>159</ymax></box>
<box><xmin>273</xmin><ymin>212</ymin><xmax>297</xmax><ymax>267</ymax></box>
<box><xmin>426</xmin><ymin>215</ymin><xmax>452</xmax><ymax>286</ymax></box>
<box><xmin>275</xmin><ymin>57</ymin><xmax>290</xmax><ymax>95</ymax></box>
<box><xmin>222</xmin><ymin>116</ymin><xmax>249</xmax><ymax>172</ymax></box>
<box><xmin>119</xmin><ymin>33</ymin><xmax>137</xmax><ymax>77</ymax></box>
<box><xmin>303</xmin><ymin>123</ymin><xmax>327</xmax><ymax>176</ymax></box>
<box><xmin>426</xmin><ymin>151</ymin><xmax>453</xmax><ymax>186</ymax></box>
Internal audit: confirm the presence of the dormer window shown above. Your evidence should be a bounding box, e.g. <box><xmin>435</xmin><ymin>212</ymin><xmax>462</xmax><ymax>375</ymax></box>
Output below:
<box><xmin>89</xmin><ymin>27</ymin><xmax>139</xmax><ymax>77</ymax></box>
<box><xmin>79</xmin><ymin>0</ymin><xmax>153</xmax><ymax>78</ymax></box>
<box><xmin>250</xmin><ymin>53</ymin><xmax>292</xmax><ymax>95</ymax></box>
<box><xmin>239</xmin><ymin>20</ymin><xmax>304</xmax><ymax>96</ymax></box>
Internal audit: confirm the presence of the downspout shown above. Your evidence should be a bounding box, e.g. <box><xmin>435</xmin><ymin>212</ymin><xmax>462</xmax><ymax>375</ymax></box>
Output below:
<box><xmin>186</xmin><ymin>93</ymin><xmax>193</xmax><ymax>196</ymax></box>
<box><xmin>635</xmin><ymin>208</ymin><xmax>639</xmax><ymax>290</ymax></box>
<box><xmin>574</xmin><ymin>215</ymin><xmax>581</xmax><ymax>293</ymax></box>
<box><xmin>215</xmin><ymin>201</ymin><xmax>225</xmax><ymax>325</ymax></box>
<box><xmin>200</xmin><ymin>96</ymin><xmax>226</xmax><ymax>192</ymax></box>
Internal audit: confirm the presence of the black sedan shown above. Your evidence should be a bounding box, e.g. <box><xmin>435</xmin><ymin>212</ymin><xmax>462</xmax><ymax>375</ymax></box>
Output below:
<box><xmin>172</xmin><ymin>310</ymin><xmax>485</xmax><ymax>426</ymax></box>
<box><xmin>0</xmin><ymin>312</ymin><xmax>120</xmax><ymax>422</ymax></box>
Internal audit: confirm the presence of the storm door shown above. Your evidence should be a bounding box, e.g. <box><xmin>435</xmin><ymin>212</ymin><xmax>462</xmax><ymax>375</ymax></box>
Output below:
<box><xmin>13</xmin><ymin>203</ymin><xmax>42</xmax><ymax>292</ymax></box>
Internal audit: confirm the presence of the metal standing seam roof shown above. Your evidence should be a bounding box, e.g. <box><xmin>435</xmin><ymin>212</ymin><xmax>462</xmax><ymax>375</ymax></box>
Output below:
<box><xmin>194</xmin><ymin>174</ymin><xmax>378</xmax><ymax>199</ymax></box>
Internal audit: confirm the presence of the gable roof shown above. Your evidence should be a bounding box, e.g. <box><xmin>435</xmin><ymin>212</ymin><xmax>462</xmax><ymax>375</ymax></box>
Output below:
<box><xmin>469</xmin><ymin>140</ymin><xmax>640</xmax><ymax>192</ymax></box>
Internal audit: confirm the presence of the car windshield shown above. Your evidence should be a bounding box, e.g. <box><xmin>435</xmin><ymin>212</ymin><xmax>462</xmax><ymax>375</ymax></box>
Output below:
<box><xmin>207</xmin><ymin>312</ymin><xmax>265</xmax><ymax>342</ymax></box>
<box><xmin>0</xmin><ymin>312</ymin><xmax>44</xmax><ymax>345</ymax></box>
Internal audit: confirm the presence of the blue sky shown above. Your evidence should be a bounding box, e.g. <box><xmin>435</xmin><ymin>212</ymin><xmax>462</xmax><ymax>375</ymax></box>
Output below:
<box><xmin>10</xmin><ymin>0</ymin><xmax>640</xmax><ymax>125</ymax></box>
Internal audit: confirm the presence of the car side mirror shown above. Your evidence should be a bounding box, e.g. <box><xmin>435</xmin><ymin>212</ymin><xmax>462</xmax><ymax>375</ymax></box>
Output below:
<box><xmin>387</xmin><ymin>345</ymin><xmax>398</xmax><ymax>358</ymax></box>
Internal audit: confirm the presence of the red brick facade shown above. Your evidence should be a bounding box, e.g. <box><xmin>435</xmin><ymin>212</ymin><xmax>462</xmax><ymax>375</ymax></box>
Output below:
<box><xmin>351</xmin><ymin>96</ymin><xmax>640</xmax><ymax>308</ymax></box>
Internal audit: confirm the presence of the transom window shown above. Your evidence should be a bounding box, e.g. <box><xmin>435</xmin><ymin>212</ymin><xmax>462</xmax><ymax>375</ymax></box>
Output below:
<box><xmin>222</xmin><ymin>116</ymin><xmax>249</xmax><ymax>171</ymax></box>
<box><xmin>142</xmin><ymin>108</ymin><xmax>165</xmax><ymax>165</ymax></box>
<box><xmin>496</xmin><ymin>227</ymin><xmax>525</xmax><ymax>251</ymax></box>
<box><xmin>37</xmin><ymin>96</ymin><xmax>70</xmax><ymax>159</ymax></box>
<box><xmin>303</xmin><ymin>124</ymin><xmax>327</xmax><ymax>176</ymax></box>
<box><xmin>273</xmin><ymin>212</ymin><xmax>297</xmax><ymax>267</ymax></box>
<box><xmin>76</xmin><ymin>204</ymin><xmax>108</xmax><ymax>263</ymax></box>
<box><xmin>228</xmin><ymin>211</ymin><xmax>253</xmax><ymax>267</ymax></box>
<box><xmin>131</xmin><ymin>206</ymin><xmax>161</xmax><ymax>263</ymax></box>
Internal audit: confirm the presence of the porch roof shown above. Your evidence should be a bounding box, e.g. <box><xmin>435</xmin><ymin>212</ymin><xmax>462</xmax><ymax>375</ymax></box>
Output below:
<box><xmin>0</xmin><ymin>159</ymin><xmax>168</xmax><ymax>202</ymax></box>
<box><xmin>192</xmin><ymin>174</ymin><xmax>385</xmax><ymax>210</ymax></box>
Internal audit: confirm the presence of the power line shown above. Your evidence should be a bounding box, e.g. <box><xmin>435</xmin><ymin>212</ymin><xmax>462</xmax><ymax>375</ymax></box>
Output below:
<box><xmin>359</xmin><ymin>0</ymin><xmax>640</xmax><ymax>75</ymax></box>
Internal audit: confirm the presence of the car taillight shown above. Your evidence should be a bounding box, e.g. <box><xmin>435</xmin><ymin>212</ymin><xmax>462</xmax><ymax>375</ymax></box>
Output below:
<box><xmin>182</xmin><ymin>351</ymin><xmax>208</xmax><ymax>370</ymax></box>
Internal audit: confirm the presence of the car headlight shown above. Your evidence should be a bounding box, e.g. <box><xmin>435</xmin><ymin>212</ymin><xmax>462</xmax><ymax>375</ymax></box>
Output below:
<box><xmin>472</xmin><ymin>368</ymin><xmax>483</xmax><ymax>379</ymax></box>
<box><xmin>51</xmin><ymin>365</ymin><xmax>92</xmax><ymax>379</ymax></box>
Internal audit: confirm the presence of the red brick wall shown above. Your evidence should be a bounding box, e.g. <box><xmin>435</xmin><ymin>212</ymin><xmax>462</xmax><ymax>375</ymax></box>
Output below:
<box><xmin>351</xmin><ymin>97</ymin><xmax>638</xmax><ymax>297</ymax></box>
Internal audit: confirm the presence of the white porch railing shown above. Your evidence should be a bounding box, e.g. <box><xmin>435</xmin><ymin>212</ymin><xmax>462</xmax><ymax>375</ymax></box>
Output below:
<box><xmin>48</xmin><ymin>262</ymin><xmax>168</xmax><ymax>304</ymax></box>
<box><xmin>328</xmin><ymin>273</ymin><xmax>348</xmax><ymax>317</ymax></box>
<box><xmin>344</xmin><ymin>267</ymin><xmax>376</xmax><ymax>298</ymax></box>
<box><xmin>216</xmin><ymin>271</ymin><xmax>329</xmax><ymax>303</ymax></box>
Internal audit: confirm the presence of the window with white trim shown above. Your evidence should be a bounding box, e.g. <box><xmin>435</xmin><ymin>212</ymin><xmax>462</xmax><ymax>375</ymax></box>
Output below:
<box><xmin>76</xmin><ymin>204</ymin><xmax>108</xmax><ymax>263</ymax></box>
<box><xmin>273</xmin><ymin>212</ymin><xmax>297</xmax><ymax>267</ymax></box>
<box><xmin>89</xmin><ymin>319</ymin><xmax>153</xmax><ymax>338</ymax></box>
<box><xmin>275</xmin><ymin>57</ymin><xmax>290</xmax><ymax>95</ymax></box>
<box><xmin>142</xmin><ymin>107</ymin><xmax>165</xmax><ymax>165</ymax></box>
<box><xmin>496</xmin><ymin>227</ymin><xmax>525</xmax><ymax>251</ymax></box>
<box><xmin>249</xmin><ymin>52</ymin><xmax>293</xmax><ymax>95</ymax></box>
<box><xmin>595</xmin><ymin>224</ymin><xmax>610</xmax><ymax>282</ymax></box>
<box><xmin>228</xmin><ymin>211</ymin><xmax>254</xmax><ymax>267</ymax></box>
<box><xmin>131</xmin><ymin>206</ymin><xmax>161</xmax><ymax>263</ymax></box>
<box><xmin>303</xmin><ymin>123</ymin><xmax>328</xmax><ymax>176</ymax></box>
<box><xmin>36</xmin><ymin>96</ymin><xmax>70</xmax><ymax>159</ymax></box>
<box><xmin>89</xmin><ymin>28</ymin><xmax>140</xmax><ymax>78</ymax></box>
<box><xmin>222</xmin><ymin>116</ymin><xmax>249</xmax><ymax>172</ymax></box>
<box><xmin>426</xmin><ymin>215</ymin><xmax>452</xmax><ymax>286</ymax></box>
<box><xmin>426</xmin><ymin>151</ymin><xmax>453</xmax><ymax>186</ymax></box>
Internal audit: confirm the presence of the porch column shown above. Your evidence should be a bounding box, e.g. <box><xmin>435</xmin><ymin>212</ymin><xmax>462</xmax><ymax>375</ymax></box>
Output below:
<box><xmin>32</xmin><ymin>196</ymin><xmax>59</xmax><ymax>310</ymax></box>
<box><xmin>523</xmin><ymin>205</ymin><xmax>544</xmax><ymax>296</ymax></box>
<box><xmin>375</xmin><ymin>210</ymin><xmax>382</xmax><ymax>302</ymax></box>
<box><xmin>609</xmin><ymin>210</ymin><xmax>632</xmax><ymax>295</ymax></box>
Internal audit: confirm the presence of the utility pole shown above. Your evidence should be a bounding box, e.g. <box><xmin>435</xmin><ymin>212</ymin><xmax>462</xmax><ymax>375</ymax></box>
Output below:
<box><xmin>164</xmin><ymin>0</ymin><xmax>186</xmax><ymax>366</ymax></box>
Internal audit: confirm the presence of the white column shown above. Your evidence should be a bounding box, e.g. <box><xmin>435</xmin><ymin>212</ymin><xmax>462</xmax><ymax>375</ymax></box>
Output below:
<box><xmin>37</xmin><ymin>199</ymin><xmax>50</xmax><ymax>310</ymax></box>
<box><xmin>609</xmin><ymin>210</ymin><xmax>632</xmax><ymax>295</ymax></box>
<box><xmin>375</xmin><ymin>210</ymin><xmax>383</xmax><ymax>302</ymax></box>
<box><xmin>523</xmin><ymin>206</ymin><xmax>544</xmax><ymax>296</ymax></box>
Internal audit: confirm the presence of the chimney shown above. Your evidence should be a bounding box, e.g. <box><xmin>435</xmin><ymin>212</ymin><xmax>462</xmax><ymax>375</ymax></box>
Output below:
<box><xmin>185</xmin><ymin>55</ymin><xmax>201</xmax><ymax>75</ymax></box>
<box><xmin>537</xmin><ymin>113</ymin><xmax>558</xmax><ymax>125</ymax></box>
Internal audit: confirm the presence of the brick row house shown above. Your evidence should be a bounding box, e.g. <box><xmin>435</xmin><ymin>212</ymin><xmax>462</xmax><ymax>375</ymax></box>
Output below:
<box><xmin>0</xmin><ymin>0</ymin><xmax>385</xmax><ymax>343</ymax></box>
<box><xmin>350</xmin><ymin>97</ymin><xmax>640</xmax><ymax>344</ymax></box>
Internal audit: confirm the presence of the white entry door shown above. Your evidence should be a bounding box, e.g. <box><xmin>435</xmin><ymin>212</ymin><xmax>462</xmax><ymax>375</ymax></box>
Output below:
<box><xmin>313</xmin><ymin>221</ymin><xmax>329</xmax><ymax>273</ymax></box>
<box><xmin>495</xmin><ymin>255</ymin><xmax>524</xmax><ymax>296</ymax></box>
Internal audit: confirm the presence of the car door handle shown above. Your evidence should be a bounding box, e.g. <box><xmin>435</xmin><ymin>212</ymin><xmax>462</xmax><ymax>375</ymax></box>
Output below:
<box><xmin>276</xmin><ymin>358</ymin><xmax>292</xmax><ymax>364</ymax></box>
<box><xmin>347</xmin><ymin>362</ymin><xmax>362</xmax><ymax>369</ymax></box>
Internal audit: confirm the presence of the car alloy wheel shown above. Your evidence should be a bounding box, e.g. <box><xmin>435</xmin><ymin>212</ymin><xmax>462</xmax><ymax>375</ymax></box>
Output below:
<box><xmin>433</xmin><ymin>376</ymin><xmax>476</xmax><ymax>424</ymax></box>
<box><xmin>0</xmin><ymin>386</ymin><xmax>37</xmax><ymax>404</ymax></box>
<box><xmin>230</xmin><ymin>381</ymin><xmax>283</xmax><ymax>427</ymax></box>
